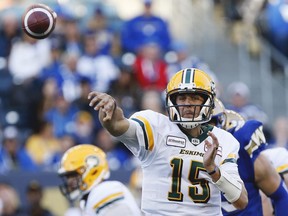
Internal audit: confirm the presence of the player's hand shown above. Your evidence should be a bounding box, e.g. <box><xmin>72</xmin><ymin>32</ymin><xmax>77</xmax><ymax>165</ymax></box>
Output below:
<box><xmin>203</xmin><ymin>131</ymin><xmax>219</xmax><ymax>172</ymax></box>
<box><xmin>88</xmin><ymin>91</ymin><xmax>117</xmax><ymax>122</ymax></box>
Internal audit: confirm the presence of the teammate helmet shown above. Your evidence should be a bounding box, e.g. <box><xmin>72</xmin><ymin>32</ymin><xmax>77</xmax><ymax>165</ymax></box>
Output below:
<box><xmin>166</xmin><ymin>68</ymin><xmax>216</xmax><ymax>129</ymax></box>
<box><xmin>58</xmin><ymin>144</ymin><xmax>110</xmax><ymax>201</ymax></box>
<box><xmin>223</xmin><ymin>109</ymin><xmax>245</xmax><ymax>131</ymax></box>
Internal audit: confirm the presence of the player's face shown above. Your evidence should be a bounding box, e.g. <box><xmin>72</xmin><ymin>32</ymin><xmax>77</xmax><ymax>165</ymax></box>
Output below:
<box><xmin>176</xmin><ymin>93</ymin><xmax>205</xmax><ymax>118</ymax></box>
<box><xmin>64</xmin><ymin>173</ymin><xmax>81</xmax><ymax>193</ymax></box>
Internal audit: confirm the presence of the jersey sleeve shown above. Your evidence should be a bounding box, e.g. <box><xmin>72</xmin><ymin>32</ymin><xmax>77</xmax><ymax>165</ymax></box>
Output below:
<box><xmin>84</xmin><ymin>182</ymin><xmax>127</xmax><ymax>216</ymax></box>
<box><xmin>216</xmin><ymin>128</ymin><xmax>240</xmax><ymax>166</ymax></box>
<box><xmin>274</xmin><ymin>149</ymin><xmax>288</xmax><ymax>175</ymax></box>
<box><xmin>242</xmin><ymin>120</ymin><xmax>267</xmax><ymax>162</ymax></box>
<box><xmin>263</xmin><ymin>147</ymin><xmax>288</xmax><ymax>175</ymax></box>
<box><xmin>117</xmin><ymin>110</ymin><xmax>160</xmax><ymax>163</ymax></box>
<box><xmin>215</xmin><ymin>128</ymin><xmax>244</xmax><ymax>182</ymax></box>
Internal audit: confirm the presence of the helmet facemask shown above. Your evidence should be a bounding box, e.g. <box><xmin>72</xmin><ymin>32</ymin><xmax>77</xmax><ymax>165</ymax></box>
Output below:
<box><xmin>166</xmin><ymin>89</ymin><xmax>215</xmax><ymax>129</ymax></box>
<box><xmin>59</xmin><ymin>170</ymin><xmax>84</xmax><ymax>202</ymax></box>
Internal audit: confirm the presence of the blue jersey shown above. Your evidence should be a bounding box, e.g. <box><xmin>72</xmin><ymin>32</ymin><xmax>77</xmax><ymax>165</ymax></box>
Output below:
<box><xmin>222</xmin><ymin>120</ymin><xmax>266</xmax><ymax>216</ymax></box>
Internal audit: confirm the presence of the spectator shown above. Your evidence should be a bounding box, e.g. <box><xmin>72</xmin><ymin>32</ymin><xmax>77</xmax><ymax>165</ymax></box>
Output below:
<box><xmin>121</xmin><ymin>0</ymin><xmax>171</xmax><ymax>54</ymax></box>
<box><xmin>0</xmin><ymin>183</ymin><xmax>23</xmax><ymax>216</ymax></box>
<box><xmin>77</xmin><ymin>31</ymin><xmax>120</xmax><ymax>92</ymax></box>
<box><xmin>0</xmin><ymin>67</ymin><xmax>13</xmax><ymax>109</ymax></box>
<box><xmin>8</xmin><ymin>33</ymin><xmax>50</xmax><ymax>85</ymax></box>
<box><xmin>50</xmin><ymin>5</ymin><xmax>78</xmax><ymax>54</ymax></box>
<box><xmin>166</xmin><ymin>41</ymin><xmax>221</xmax><ymax>96</ymax></box>
<box><xmin>25</xmin><ymin>120</ymin><xmax>60</xmax><ymax>168</ymax></box>
<box><xmin>58</xmin><ymin>52</ymin><xmax>83</xmax><ymax>102</ymax></box>
<box><xmin>62</xmin><ymin>18</ymin><xmax>82</xmax><ymax>56</ymax></box>
<box><xmin>264</xmin><ymin>0</ymin><xmax>288</xmax><ymax>57</ymax></box>
<box><xmin>38</xmin><ymin>38</ymin><xmax>64</xmax><ymax>89</ymax></box>
<box><xmin>133</xmin><ymin>42</ymin><xmax>168</xmax><ymax>90</ymax></box>
<box><xmin>0</xmin><ymin>11</ymin><xmax>21</xmax><ymax>58</ymax></box>
<box><xmin>0</xmin><ymin>126</ymin><xmax>38</xmax><ymax>173</ymax></box>
<box><xmin>23</xmin><ymin>180</ymin><xmax>54</xmax><ymax>216</ymax></box>
<box><xmin>268</xmin><ymin>116</ymin><xmax>288</xmax><ymax>149</ymax></box>
<box><xmin>49</xmin><ymin>134</ymin><xmax>75</xmax><ymax>171</ymax></box>
<box><xmin>166</xmin><ymin>41</ymin><xmax>217</xmax><ymax>82</ymax></box>
<box><xmin>225</xmin><ymin>81</ymin><xmax>268</xmax><ymax>124</ymax></box>
<box><xmin>86</xmin><ymin>6</ymin><xmax>121</xmax><ymax>56</ymax></box>
<box><xmin>94</xmin><ymin>128</ymin><xmax>133</xmax><ymax>171</ymax></box>
<box><xmin>44</xmin><ymin>93</ymin><xmax>79</xmax><ymax>138</ymax></box>
<box><xmin>7</xmin><ymin>33</ymin><xmax>50</xmax><ymax>129</ymax></box>
<box><xmin>37</xmin><ymin>78</ymin><xmax>59</xmax><ymax>122</ymax></box>
<box><xmin>140</xmin><ymin>89</ymin><xmax>165</xmax><ymax>114</ymax></box>
<box><xmin>108</xmin><ymin>65</ymin><xmax>141</xmax><ymax>117</ymax></box>
<box><xmin>72</xmin><ymin>78</ymin><xmax>103</xmax><ymax>135</ymax></box>
<box><xmin>72</xmin><ymin>111</ymin><xmax>94</xmax><ymax>144</ymax></box>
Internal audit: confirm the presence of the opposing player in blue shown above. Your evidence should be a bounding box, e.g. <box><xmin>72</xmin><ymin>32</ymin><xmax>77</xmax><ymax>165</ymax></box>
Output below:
<box><xmin>209</xmin><ymin>99</ymin><xmax>288</xmax><ymax>216</ymax></box>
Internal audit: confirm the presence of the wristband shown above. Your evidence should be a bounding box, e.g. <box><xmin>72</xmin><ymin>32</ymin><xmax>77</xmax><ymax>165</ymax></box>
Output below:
<box><xmin>215</xmin><ymin>168</ymin><xmax>242</xmax><ymax>203</ymax></box>
<box><xmin>207</xmin><ymin>166</ymin><xmax>218</xmax><ymax>175</ymax></box>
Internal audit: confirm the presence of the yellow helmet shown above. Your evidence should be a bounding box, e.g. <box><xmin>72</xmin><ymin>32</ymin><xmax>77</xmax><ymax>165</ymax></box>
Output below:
<box><xmin>166</xmin><ymin>68</ymin><xmax>216</xmax><ymax>129</ymax></box>
<box><xmin>58</xmin><ymin>144</ymin><xmax>110</xmax><ymax>201</ymax></box>
<box><xmin>223</xmin><ymin>109</ymin><xmax>245</xmax><ymax>131</ymax></box>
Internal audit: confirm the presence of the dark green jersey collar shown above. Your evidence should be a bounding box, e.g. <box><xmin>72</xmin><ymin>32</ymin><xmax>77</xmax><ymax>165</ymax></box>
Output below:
<box><xmin>179</xmin><ymin>124</ymin><xmax>214</xmax><ymax>145</ymax></box>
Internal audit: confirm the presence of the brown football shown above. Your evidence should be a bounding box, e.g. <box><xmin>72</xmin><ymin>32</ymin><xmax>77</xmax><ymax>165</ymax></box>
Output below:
<box><xmin>22</xmin><ymin>4</ymin><xmax>57</xmax><ymax>39</ymax></box>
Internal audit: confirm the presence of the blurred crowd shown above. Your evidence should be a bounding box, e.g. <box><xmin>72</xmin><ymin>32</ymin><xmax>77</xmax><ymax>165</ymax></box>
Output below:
<box><xmin>0</xmin><ymin>0</ymin><xmax>287</xmax><ymax>174</ymax></box>
<box><xmin>0</xmin><ymin>0</ymin><xmax>221</xmax><ymax>175</ymax></box>
<box><xmin>218</xmin><ymin>0</ymin><xmax>288</xmax><ymax>58</ymax></box>
<box><xmin>0</xmin><ymin>0</ymin><xmax>288</xmax><ymax>215</ymax></box>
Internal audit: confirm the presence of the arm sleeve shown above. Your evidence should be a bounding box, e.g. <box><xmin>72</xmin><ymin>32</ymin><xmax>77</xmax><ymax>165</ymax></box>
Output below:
<box><xmin>117</xmin><ymin>119</ymin><xmax>141</xmax><ymax>157</ymax></box>
<box><xmin>269</xmin><ymin>181</ymin><xmax>288</xmax><ymax>216</ymax></box>
<box><xmin>102</xmin><ymin>204</ymin><xmax>136</xmax><ymax>216</ymax></box>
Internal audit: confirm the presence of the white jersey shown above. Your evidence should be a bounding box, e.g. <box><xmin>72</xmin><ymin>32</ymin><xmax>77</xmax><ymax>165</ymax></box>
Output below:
<box><xmin>80</xmin><ymin>181</ymin><xmax>141</xmax><ymax>216</ymax></box>
<box><xmin>118</xmin><ymin>110</ymin><xmax>242</xmax><ymax>216</ymax></box>
<box><xmin>262</xmin><ymin>147</ymin><xmax>288</xmax><ymax>175</ymax></box>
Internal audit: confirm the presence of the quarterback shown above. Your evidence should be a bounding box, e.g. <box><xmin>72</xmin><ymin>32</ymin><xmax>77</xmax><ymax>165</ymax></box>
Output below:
<box><xmin>88</xmin><ymin>68</ymin><xmax>248</xmax><ymax>215</ymax></box>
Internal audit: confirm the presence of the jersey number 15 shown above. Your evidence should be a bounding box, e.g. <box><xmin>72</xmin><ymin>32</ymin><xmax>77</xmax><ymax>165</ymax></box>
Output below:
<box><xmin>168</xmin><ymin>158</ymin><xmax>211</xmax><ymax>203</ymax></box>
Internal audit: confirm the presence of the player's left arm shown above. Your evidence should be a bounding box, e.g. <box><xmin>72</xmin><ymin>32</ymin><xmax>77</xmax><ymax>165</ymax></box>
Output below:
<box><xmin>260</xmin><ymin>190</ymin><xmax>274</xmax><ymax>216</ymax></box>
<box><xmin>204</xmin><ymin>131</ymin><xmax>248</xmax><ymax>210</ymax></box>
<box><xmin>255</xmin><ymin>154</ymin><xmax>288</xmax><ymax>216</ymax></box>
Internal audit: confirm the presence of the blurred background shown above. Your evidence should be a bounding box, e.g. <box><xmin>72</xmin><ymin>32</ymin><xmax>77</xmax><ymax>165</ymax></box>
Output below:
<box><xmin>1</xmin><ymin>0</ymin><xmax>288</xmax><ymax>215</ymax></box>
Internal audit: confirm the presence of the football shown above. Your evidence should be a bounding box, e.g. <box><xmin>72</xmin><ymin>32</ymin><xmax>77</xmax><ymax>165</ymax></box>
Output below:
<box><xmin>22</xmin><ymin>4</ymin><xmax>57</xmax><ymax>39</ymax></box>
